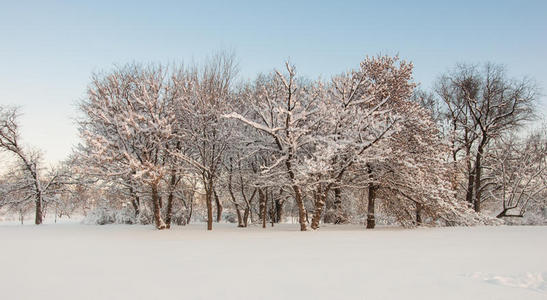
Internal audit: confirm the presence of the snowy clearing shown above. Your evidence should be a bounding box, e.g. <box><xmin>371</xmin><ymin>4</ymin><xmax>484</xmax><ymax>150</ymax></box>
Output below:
<box><xmin>1</xmin><ymin>223</ymin><xmax>546</xmax><ymax>300</ymax></box>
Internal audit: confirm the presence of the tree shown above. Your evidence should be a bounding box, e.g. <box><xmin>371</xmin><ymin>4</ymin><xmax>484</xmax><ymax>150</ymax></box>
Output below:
<box><xmin>0</xmin><ymin>106</ymin><xmax>66</xmax><ymax>224</ymax></box>
<box><xmin>226</xmin><ymin>63</ymin><xmax>320</xmax><ymax>231</ymax></box>
<box><xmin>435</xmin><ymin>63</ymin><xmax>537</xmax><ymax>212</ymax></box>
<box><xmin>171</xmin><ymin>52</ymin><xmax>238</xmax><ymax>231</ymax></box>
<box><xmin>487</xmin><ymin>129</ymin><xmax>546</xmax><ymax>218</ymax></box>
<box><xmin>78</xmin><ymin>64</ymin><xmax>179</xmax><ymax>229</ymax></box>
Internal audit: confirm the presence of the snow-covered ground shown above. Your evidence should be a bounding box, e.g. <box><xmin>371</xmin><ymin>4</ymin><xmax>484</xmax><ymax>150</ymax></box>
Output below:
<box><xmin>1</xmin><ymin>222</ymin><xmax>545</xmax><ymax>300</ymax></box>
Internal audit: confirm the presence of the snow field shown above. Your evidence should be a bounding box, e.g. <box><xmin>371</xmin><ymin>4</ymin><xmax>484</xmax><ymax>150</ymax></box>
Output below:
<box><xmin>0</xmin><ymin>223</ymin><xmax>545</xmax><ymax>300</ymax></box>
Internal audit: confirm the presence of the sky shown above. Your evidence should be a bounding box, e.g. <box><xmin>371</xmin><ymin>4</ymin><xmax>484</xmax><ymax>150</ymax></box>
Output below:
<box><xmin>0</xmin><ymin>0</ymin><xmax>546</xmax><ymax>166</ymax></box>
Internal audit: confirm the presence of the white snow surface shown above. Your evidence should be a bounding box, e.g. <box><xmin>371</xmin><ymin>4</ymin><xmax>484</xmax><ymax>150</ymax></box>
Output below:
<box><xmin>1</xmin><ymin>222</ymin><xmax>546</xmax><ymax>300</ymax></box>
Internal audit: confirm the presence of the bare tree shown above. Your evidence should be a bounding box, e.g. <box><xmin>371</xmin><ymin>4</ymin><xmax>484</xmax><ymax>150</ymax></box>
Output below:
<box><xmin>0</xmin><ymin>106</ymin><xmax>66</xmax><ymax>224</ymax></box>
<box><xmin>487</xmin><ymin>130</ymin><xmax>546</xmax><ymax>218</ymax></box>
<box><xmin>435</xmin><ymin>63</ymin><xmax>537</xmax><ymax>212</ymax></box>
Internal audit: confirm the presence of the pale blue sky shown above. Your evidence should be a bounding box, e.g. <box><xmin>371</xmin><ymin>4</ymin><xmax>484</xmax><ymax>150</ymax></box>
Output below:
<box><xmin>1</xmin><ymin>0</ymin><xmax>546</xmax><ymax>165</ymax></box>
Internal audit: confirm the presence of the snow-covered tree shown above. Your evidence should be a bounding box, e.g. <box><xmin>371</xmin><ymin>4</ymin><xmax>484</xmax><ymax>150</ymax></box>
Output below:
<box><xmin>0</xmin><ymin>106</ymin><xmax>68</xmax><ymax>224</ymax></box>
<box><xmin>78</xmin><ymin>64</ymin><xmax>178</xmax><ymax>229</ymax></box>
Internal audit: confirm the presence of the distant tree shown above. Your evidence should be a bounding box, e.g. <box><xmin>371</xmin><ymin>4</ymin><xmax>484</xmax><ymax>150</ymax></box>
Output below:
<box><xmin>487</xmin><ymin>129</ymin><xmax>546</xmax><ymax>218</ymax></box>
<box><xmin>0</xmin><ymin>106</ymin><xmax>66</xmax><ymax>224</ymax></box>
<box><xmin>435</xmin><ymin>63</ymin><xmax>537</xmax><ymax>212</ymax></box>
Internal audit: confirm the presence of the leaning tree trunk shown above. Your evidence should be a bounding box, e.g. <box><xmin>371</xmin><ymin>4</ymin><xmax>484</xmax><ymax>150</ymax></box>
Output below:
<box><xmin>151</xmin><ymin>184</ymin><xmax>167</xmax><ymax>230</ymax></box>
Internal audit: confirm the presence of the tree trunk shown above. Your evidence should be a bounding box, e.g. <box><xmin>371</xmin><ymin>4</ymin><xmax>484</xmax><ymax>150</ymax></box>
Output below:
<box><xmin>366</xmin><ymin>166</ymin><xmax>376</xmax><ymax>229</ymax></box>
<box><xmin>151</xmin><ymin>184</ymin><xmax>167</xmax><ymax>230</ymax></box>
<box><xmin>165</xmin><ymin>171</ymin><xmax>177</xmax><ymax>228</ymax></box>
<box><xmin>243</xmin><ymin>207</ymin><xmax>250</xmax><ymax>227</ymax></box>
<box><xmin>465</xmin><ymin>172</ymin><xmax>475</xmax><ymax>204</ymax></box>
<box><xmin>205</xmin><ymin>179</ymin><xmax>214</xmax><ymax>231</ymax></box>
<box><xmin>473</xmin><ymin>146</ymin><xmax>483</xmax><ymax>212</ymax></box>
<box><xmin>131</xmin><ymin>197</ymin><xmax>140</xmax><ymax>218</ymax></box>
<box><xmin>416</xmin><ymin>203</ymin><xmax>423</xmax><ymax>226</ymax></box>
<box><xmin>259</xmin><ymin>188</ymin><xmax>267</xmax><ymax>228</ymax></box>
<box><xmin>311</xmin><ymin>188</ymin><xmax>326</xmax><ymax>229</ymax></box>
<box><xmin>332</xmin><ymin>187</ymin><xmax>347</xmax><ymax>224</ymax></box>
<box><xmin>274</xmin><ymin>199</ymin><xmax>283</xmax><ymax>223</ymax></box>
<box><xmin>35</xmin><ymin>191</ymin><xmax>43</xmax><ymax>225</ymax></box>
<box><xmin>165</xmin><ymin>191</ymin><xmax>174</xmax><ymax>229</ymax></box>
<box><xmin>214</xmin><ymin>189</ymin><xmax>222</xmax><ymax>222</ymax></box>
<box><xmin>235</xmin><ymin>204</ymin><xmax>244</xmax><ymax>227</ymax></box>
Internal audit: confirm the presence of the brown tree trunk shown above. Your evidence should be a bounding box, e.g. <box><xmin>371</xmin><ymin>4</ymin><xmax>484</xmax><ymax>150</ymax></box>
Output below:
<box><xmin>291</xmin><ymin>186</ymin><xmax>307</xmax><ymax>231</ymax></box>
<box><xmin>332</xmin><ymin>187</ymin><xmax>347</xmax><ymax>224</ymax></box>
<box><xmin>243</xmin><ymin>207</ymin><xmax>249</xmax><ymax>227</ymax></box>
<box><xmin>165</xmin><ymin>171</ymin><xmax>177</xmax><ymax>228</ymax></box>
<box><xmin>473</xmin><ymin>146</ymin><xmax>483</xmax><ymax>212</ymax></box>
<box><xmin>258</xmin><ymin>188</ymin><xmax>266</xmax><ymax>228</ymax></box>
<box><xmin>274</xmin><ymin>198</ymin><xmax>283</xmax><ymax>223</ymax></box>
<box><xmin>206</xmin><ymin>189</ymin><xmax>213</xmax><ymax>230</ymax></box>
<box><xmin>151</xmin><ymin>184</ymin><xmax>167</xmax><ymax>230</ymax></box>
<box><xmin>366</xmin><ymin>166</ymin><xmax>376</xmax><ymax>229</ymax></box>
<box><xmin>465</xmin><ymin>172</ymin><xmax>475</xmax><ymax>204</ymax></box>
<box><xmin>131</xmin><ymin>197</ymin><xmax>140</xmax><ymax>218</ymax></box>
<box><xmin>35</xmin><ymin>191</ymin><xmax>43</xmax><ymax>225</ymax></box>
<box><xmin>416</xmin><ymin>203</ymin><xmax>423</xmax><ymax>226</ymax></box>
<box><xmin>235</xmin><ymin>204</ymin><xmax>244</xmax><ymax>227</ymax></box>
<box><xmin>214</xmin><ymin>189</ymin><xmax>222</xmax><ymax>222</ymax></box>
<box><xmin>165</xmin><ymin>192</ymin><xmax>174</xmax><ymax>229</ymax></box>
<box><xmin>311</xmin><ymin>186</ymin><xmax>327</xmax><ymax>229</ymax></box>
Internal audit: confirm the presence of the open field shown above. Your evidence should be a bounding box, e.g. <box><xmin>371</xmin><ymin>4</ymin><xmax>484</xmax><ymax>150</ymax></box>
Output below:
<box><xmin>1</xmin><ymin>223</ymin><xmax>546</xmax><ymax>300</ymax></box>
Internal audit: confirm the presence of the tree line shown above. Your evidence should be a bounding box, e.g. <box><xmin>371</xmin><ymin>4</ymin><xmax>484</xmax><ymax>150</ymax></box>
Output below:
<box><xmin>1</xmin><ymin>53</ymin><xmax>545</xmax><ymax>230</ymax></box>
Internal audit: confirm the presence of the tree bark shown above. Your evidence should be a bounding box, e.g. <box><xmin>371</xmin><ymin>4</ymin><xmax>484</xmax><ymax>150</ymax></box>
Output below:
<box><xmin>35</xmin><ymin>191</ymin><xmax>43</xmax><ymax>225</ymax></box>
<box><xmin>258</xmin><ymin>188</ymin><xmax>266</xmax><ymax>228</ymax></box>
<box><xmin>274</xmin><ymin>198</ymin><xmax>283</xmax><ymax>223</ymax></box>
<box><xmin>165</xmin><ymin>191</ymin><xmax>174</xmax><ymax>229</ymax></box>
<box><xmin>311</xmin><ymin>188</ymin><xmax>326</xmax><ymax>229</ymax></box>
<box><xmin>285</xmin><ymin>159</ymin><xmax>307</xmax><ymax>231</ymax></box>
<box><xmin>366</xmin><ymin>166</ymin><xmax>376</xmax><ymax>229</ymax></box>
<box><xmin>416</xmin><ymin>203</ymin><xmax>423</xmax><ymax>226</ymax></box>
<box><xmin>214</xmin><ymin>189</ymin><xmax>222</xmax><ymax>222</ymax></box>
<box><xmin>473</xmin><ymin>145</ymin><xmax>484</xmax><ymax>212</ymax></box>
<box><xmin>165</xmin><ymin>171</ymin><xmax>177</xmax><ymax>229</ymax></box>
<box><xmin>151</xmin><ymin>184</ymin><xmax>167</xmax><ymax>230</ymax></box>
<box><xmin>243</xmin><ymin>207</ymin><xmax>250</xmax><ymax>227</ymax></box>
<box><xmin>332</xmin><ymin>187</ymin><xmax>347</xmax><ymax>224</ymax></box>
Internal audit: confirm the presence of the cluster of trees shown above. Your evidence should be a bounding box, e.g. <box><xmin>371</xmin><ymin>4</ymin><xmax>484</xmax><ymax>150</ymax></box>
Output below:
<box><xmin>1</xmin><ymin>54</ymin><xmax>545</xmax><ymax>230</ymax></box>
